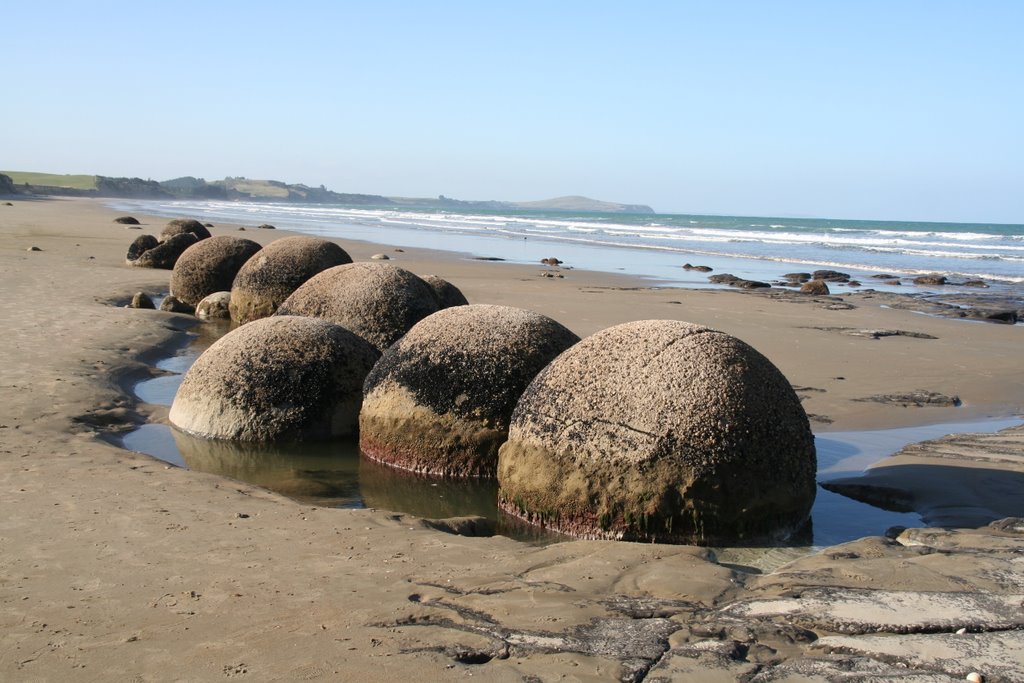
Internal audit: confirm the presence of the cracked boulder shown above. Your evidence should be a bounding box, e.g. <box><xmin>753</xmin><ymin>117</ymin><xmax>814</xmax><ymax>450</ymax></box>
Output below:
<box><xmin>275</xmin><ymin>262</ymin><xmax>440</xmax><ymax>352</ymax></box>
<box><xmin>360</xmin><ymin>305</ymin><xmax>579</xmax><ymax>477</ymax></box>
<box><xmin>169</xmin><ymin>316</ymin><xmax>380</xmax><ymax>441</ymax></box>
<box><xmin>170</xmin><ymin>235</ymin><xmax>262</xmax><ymax>306</ymax></box>
<box><xmin>229</xmin><ymin>236</ymin><xmax>352</xmax><ymax>324</ymax></box>
<box><xmin>497</xmin><ymin>319</ymin><xmax>816</xmax><ymax>544</ymax></box>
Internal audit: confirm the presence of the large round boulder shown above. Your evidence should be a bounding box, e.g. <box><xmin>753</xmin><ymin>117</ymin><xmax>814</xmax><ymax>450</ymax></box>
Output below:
<box><xmin>423</xmin><ymin>275</ymin><xmax>469</xmax><ymax>308</ymax></box>
<box><xmin>160</xmin><ymin>218</ymin><xmax>211</xmax><ymax>242</ymax></box>
<box><xmin>169</xmin><ymin>316</ymin><xmax>381</xmax><ymax>441</ymax></box>
<box><xmin>275</xmin><ymin>262</ymin><xmax>440</xmax><ymax>351</ymax></box>
<box><xmin>360</xmin><ymin>305</ymin><xmax>580</xmax><ymax>477</ymax></box>
<box><xmin>497</xmin><ymin>320</ymin><xmax>816</xmax><ymax>545</ymax></box>
<box><xmin>170</xmin><ymin>236</ymin><xmax>262</xmax><ymax>306</ymax></box>
<box><xmin>229</xmin><ymin>236</ymin><xmax>352</xmax><ymax>324</ymax></box>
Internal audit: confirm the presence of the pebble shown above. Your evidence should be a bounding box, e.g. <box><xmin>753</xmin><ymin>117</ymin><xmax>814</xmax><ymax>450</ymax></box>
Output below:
<box><xmin>371</xmin><ymin>253</ymin><xmax>390</xmax><ymax>260</ymax></box>
<box><xmin>27</xmin><ymin>246</ymin><xmax>42</xmax><ymax>251</ymax></box>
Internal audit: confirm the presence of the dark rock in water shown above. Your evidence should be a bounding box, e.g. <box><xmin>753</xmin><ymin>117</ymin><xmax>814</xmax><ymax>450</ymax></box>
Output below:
<box><xmin>170</xmin><ymin>235</ymin><xmax>262</xmax><ymax>306</ymax></box>
<box><xmin>256</xmin><ymin>223</ymin><xmax>276</xmax><ymax>230</ymax></box>
<box><xmin>913</xmin><ymin>274</ymin><xmax>948</xmax><ymax>286</ymax></box>
<box><xmin>229</xmin><ymin>236</ymin><xmax>352</xmax><ymax>324</ymax></box>
<box><xmin>847</xmin><ymin>280</ymin><xmax>861</xmax><ymax>287</ymax></box>
<box><xmin>160</xmin><ymin>218</ymin><xmax>211</xmax><ymax>242</ymax></box>
<box><xmin>884</xmin><ymin>279</ymin><xmax>902</xmax><ymax>285</ymax></box>
<box><xmin>129</xmin><ymin>232</ymin><xmax>198</xmax><ymax>269</ymax></box>
<box><xmin>871</xmin><ymin>273</ymin><xmax>901</xmax><ymax>279</ymax></box>
<box><xmin>709</xmin><ymin>273</ymin><xmax>740</xmax><ymax>285</ymax></box>
<box><xmin>360</xmin><ymin>305</ymin><xmax>580</xmax><ymax>478</ymax></box>
<box><xmin>962</xmin><ymin>279</ymin><xmax>989</xmax><ymax>288</ymax></box>
<box><xmin>734</xmin><ymin>278</ymin><xmax>771</xmax><ymax>289</ymax></box>
<box><xmin>497</xmin><ymin>319</ymin><xmax>816</xmax><ymax>544</ymax></box>
<box><xmin>114</xmin><ymin>216</ymin><xmax>140</xmax><ymax>225</ymax></box>
<box><xmin>683</xmin><ymin>263</ymin><xmax>714</xmax><ymax>272</ymax></box>
<box><xmin>473</xmin><ymin>256</ymin><xmax>505</xmax><ymax>261</ymax></box>
<box><xmin>276</xmin><ymin>262</ymin><xmax>440</xmax><ymax>352</ymax></box>
<box><xmin>422</xmin><ymin>275</ymin><xmax>469</xmax><ymax>308</ymax></box>
<box><xmin>855</xmin><ymin>390</ymin><xmax>960</xmax><ymax>407</ymax></box>
<box><xmin>129</xmin><ymin>292</ymin><xmax>155</xmax><ymax>309</ymax></box>
<box><xmin>812</xmin><ymin>269</ymin><xmax>851</xmax><ymax>282</ymax></box>
<box><xmin>783</xmin><ymin>272</ymin><xmax>812</xmax><ymax>283</ymax></box>
<box><xmin>195</xmin><ymin>291</ymin><xmax>231</xmax><ymax>320</ymax></box>
<box><xmin>159</xmin><ymin>295</ymin><xmax>194</xmax><ymax>314</ymax></box>
<box><xmin>800</xmin><ymin>279</ymin><xmax>830</xmax><ymax>295</ymax></box>
<box><xmin>126</xmin><ymin>234</ymin><xmax>159</xmax><ymax>262</ymax></box>
<box><xmin>541</xmin><ymin>257</ymin><xmax>563</xmax><ymax>266</ymax></box>
<box><xmin>966</xmin><ymin>309</ymin><xmax>1018</xmax><ymax>324</ymax></box>
<box><xmin>169</xmin><ymin>316</ymin><xmax>380</xmax><ymax>441</ymax></box>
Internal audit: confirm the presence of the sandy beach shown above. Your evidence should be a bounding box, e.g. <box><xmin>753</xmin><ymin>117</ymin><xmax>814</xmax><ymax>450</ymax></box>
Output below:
<box><xmin>2</xmin><ymin>197</ymin><xmax>1023</xmax><ymax>681</ymax></box>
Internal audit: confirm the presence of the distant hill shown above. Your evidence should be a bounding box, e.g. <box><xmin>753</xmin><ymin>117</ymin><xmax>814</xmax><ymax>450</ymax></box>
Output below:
<box><xmin>513</xmin><ymin>195</ymin><xmax>654</xmax><ymax>213</ymax></box>
<box><xmin>0</xmin><ymin>170</ymin><xmax>653</xmax><ymax>213</ymax></box>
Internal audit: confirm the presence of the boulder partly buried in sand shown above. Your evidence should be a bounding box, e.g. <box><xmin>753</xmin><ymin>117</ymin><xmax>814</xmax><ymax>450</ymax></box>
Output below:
<box><xmin>128</xmin><ymin>232</ymin><xmax>197</xmax><ymax>269</ymax></box>
<box><xmin>360</xmin><ymin>305</ymin><xmax>580</xmax><ymax>477</ymax></box>
<box><xmin>229</xmin><ymin>236</ymin><xmax>352</xmax><ymax>324</ymax></box>
<box><xmin>275</xmin><ymin>262</ymin><xmax>440</xmax><ymax>351</ymax></box>
<box><xmin>423</xmin><ymin>274</ymin><xmax>469</xmax><ymax>308</ymax></box>
<box><xmin>800</xmin><ymin>279</ymin><xmax>830</xmax><ymax>295</ymax></box>
<box><xmin>169</xmin><ymin>316</ymin><xmax>380</xmax><ymax>441</ymax></box>
<box><xmin>497</xmin><ymin>319</ymin><xmax>816</xmax><ymax>545</ymax></box>
<box><xmin>170</xmin><ymin>235</ymin><xmax>262</xmax><ymax>306</ymax></box>
<box><xmin>160</xmin><ymin>218</ymin><xmax>212</xmax><ymax>242</ymax></box>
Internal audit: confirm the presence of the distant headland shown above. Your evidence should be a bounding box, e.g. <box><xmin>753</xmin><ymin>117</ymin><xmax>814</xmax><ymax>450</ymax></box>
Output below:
<box><xmin>0</xmin><ymin>171</ymin><xmax>655</xmax><ymax>214</ymax></box>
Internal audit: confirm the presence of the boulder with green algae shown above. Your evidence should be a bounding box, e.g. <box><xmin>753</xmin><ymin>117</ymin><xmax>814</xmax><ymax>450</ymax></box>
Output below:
<box><xmin>170</xmin><ymin>235</ymin><xmax>261</xmax><ymax>306</ymax></box>
<box><xmin>275</xmin><ymin>262</ymin><xmax>439</xmax><ymax>352</ymax></box>
<box><xmin>169</xmin><ymin>316</ymin><xmax>380</xmax><ymax>441</ymax></box>
<box><xmin>497</xmin><ymin>319</ymin><xmax>816</xmax><ymax>545</ymax></box>
<box><xmin>359</xmin><ymin>305</ymin><xmax>579</xmax><ymax>477</ymax></box>
<box><xmin>228</xmin><ymin>236</ymin><xmax>352</xmax><ymax>324</ymax></box>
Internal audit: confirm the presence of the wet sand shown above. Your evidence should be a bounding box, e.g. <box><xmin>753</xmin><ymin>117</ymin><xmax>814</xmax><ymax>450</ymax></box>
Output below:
<box><xmin>1</xmin><ymin>197</ymin><xmax>1023</xmax><ymax>681</ymax></box>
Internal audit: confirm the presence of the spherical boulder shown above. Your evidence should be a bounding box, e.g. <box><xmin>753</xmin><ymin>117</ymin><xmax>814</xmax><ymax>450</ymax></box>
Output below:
<box><xmin>229</xmin><ymin>236</ymin><xmax>352</xmax><ymax>324</ymax></box>
<box><xmin>160</xmin><ymin>218</ymin><xmax>211</xmax><ymax>242</ymax></box>
<box><xmin>169</xmin><ymin>316</ymin><xmax>381</xmax><ymax>441</ymax></box>
<box><xmin>497</xmin><ymin>319</ymin><xmax>816</xmax><ymax>545</ymax></box>
<box><xmin>195</xmin><ymin>291</ymin><xmax>232</xmax><ymax>320</ymax></box>
<box><xmin>423</xmin><ymin>275</ymin><xmax>469</xmax><ymax>308</ymax></box>
<box><xmin>170</xmin><ymin>236</ymin><xmax>262</xmax><ymax>306</ymax></box>
<box><xmin>360</xmin><ymin>305</ymin><xmax>580</xmax><ymax>477</ymax></box>
<box><xmin>275</xmin><ymin>262</ymin><xmax>440</xmax><ymax>351</ymax></box>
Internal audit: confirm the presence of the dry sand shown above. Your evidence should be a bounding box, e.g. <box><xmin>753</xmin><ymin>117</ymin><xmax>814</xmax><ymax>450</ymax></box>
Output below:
<box><xmin>1</xmin><ymin>197</ymin><xmax>1022</xmax><ymax>681</ymax></box>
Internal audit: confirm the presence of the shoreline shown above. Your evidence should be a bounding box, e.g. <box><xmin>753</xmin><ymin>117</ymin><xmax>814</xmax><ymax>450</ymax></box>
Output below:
<box><xmin>3</xmin><ymin>196</ymin><xmax>1023</xmax><ymax>680</ymax></box>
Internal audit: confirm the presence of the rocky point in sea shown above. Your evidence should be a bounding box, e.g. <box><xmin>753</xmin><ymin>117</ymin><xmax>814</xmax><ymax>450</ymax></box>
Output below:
<box><xmin>359</xmin><ymin>304</ymin><xmax>580</xmax><ymax>477</ymax></box>
<box><xmin>497</xmin><ymin>319</ymin><xmax>816</xmax><ymax>545</ymax></box>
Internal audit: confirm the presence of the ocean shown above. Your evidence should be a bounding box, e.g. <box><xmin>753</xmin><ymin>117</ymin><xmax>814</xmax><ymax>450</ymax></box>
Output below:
<box><xmin>109</xmin><ymin>199</ymin><xmax>1024</xmax><ymax>292</ymax></box>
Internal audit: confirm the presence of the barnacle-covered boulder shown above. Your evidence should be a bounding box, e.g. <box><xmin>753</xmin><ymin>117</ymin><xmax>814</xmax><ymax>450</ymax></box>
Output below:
<box><xmin>497</xmin><ymin>320</ymin><xmax>816</xmax><ymax>545</ymax></box>
<box><xmin>229</xmin><ymin>236</ymin><xmax>352</xmax><ymax>324</ymax></box>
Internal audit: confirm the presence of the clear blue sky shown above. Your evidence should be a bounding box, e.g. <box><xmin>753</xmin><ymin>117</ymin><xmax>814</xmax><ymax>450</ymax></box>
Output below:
<box><xmin>3</xmin><ymin>1</ymin><xmax>1022</xmax><ymax>222</ymax></box>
